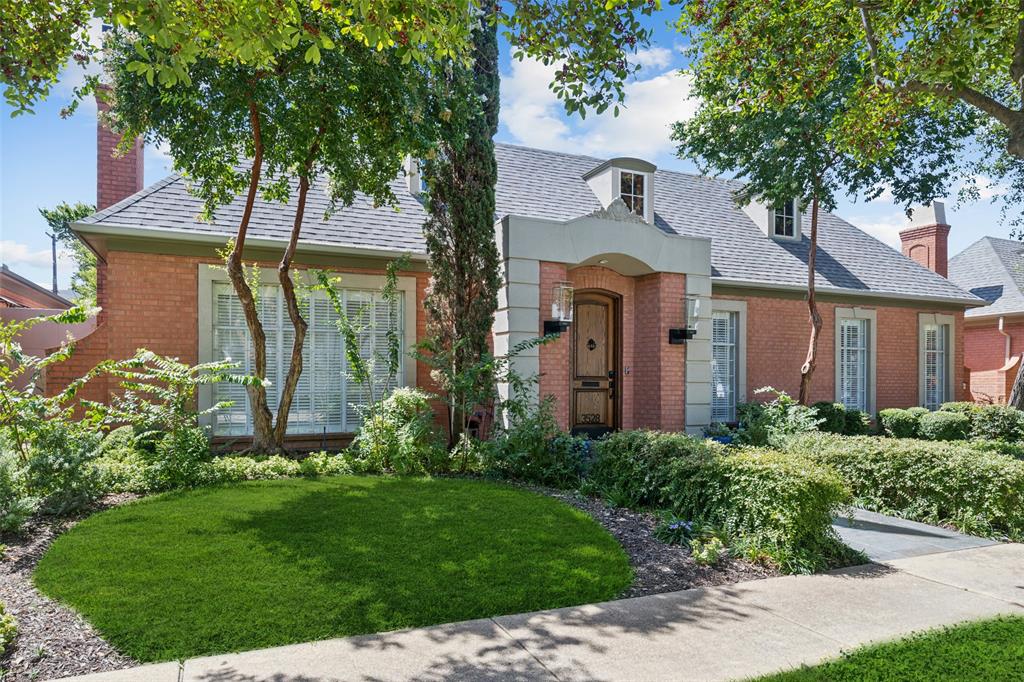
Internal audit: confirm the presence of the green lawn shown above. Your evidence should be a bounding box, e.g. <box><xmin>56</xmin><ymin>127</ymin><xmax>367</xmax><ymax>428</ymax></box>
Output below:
<box><xmin>758</xmin><ymin>616</ymin><xmax>1024</xmax><ymax>681</ymax></box>
<box><xmin>34</xmin><ymin>476</ymin><xmax>632</xmax><ymax>662</ymax></box>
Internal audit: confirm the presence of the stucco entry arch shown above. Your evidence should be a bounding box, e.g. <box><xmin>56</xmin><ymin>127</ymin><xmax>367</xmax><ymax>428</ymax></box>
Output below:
<box><xmin>493</xmin><ymin>211</ymin><xmax>715</xmax><ymax>433</ymax></box>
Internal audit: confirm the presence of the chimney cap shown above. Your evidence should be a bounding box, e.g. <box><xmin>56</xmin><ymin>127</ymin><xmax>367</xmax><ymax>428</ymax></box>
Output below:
<box><xmin>907</xmin><ymin>200</ymin><xmax>947</xmax><ymax>228</ymax></box>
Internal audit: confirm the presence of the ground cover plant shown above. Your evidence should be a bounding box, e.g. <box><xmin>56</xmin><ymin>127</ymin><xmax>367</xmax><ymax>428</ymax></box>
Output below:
<box><xmin>785</xmin><ymin>433</ymin><xmax>1024</xmax><ymax>540</ymax></box>
<box><xmin>33</xmin><ymin>476</ymin><xmax>632</xmax><ymax>662</ymax></box>
<box><xmin>756</xmin><ymin>616</ymin><xmax>1024</xmax><ymax>682</ymax></box>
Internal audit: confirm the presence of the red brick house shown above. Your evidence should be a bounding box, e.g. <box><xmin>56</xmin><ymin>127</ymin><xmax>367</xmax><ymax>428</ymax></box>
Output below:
<box><xmin>50</xmin><ymin>113</ymin><xmax>983</xmax><ymax>444</ymax></box>
<box><xmin>949</xmin><ymin>236</ymin><xmax>1024</xmax><ymax>404</ymax></box>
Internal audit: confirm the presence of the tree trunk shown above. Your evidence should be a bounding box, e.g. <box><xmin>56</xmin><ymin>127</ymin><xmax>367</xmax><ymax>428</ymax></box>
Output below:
<box><xmin>1010</xmin><ymin>359</ymin><xmax>1024</xmax><ymax>410</ymax></box>
<box><xmin>226</xmin><ymin>102</ymin><xmax>277</xmax><ymax>453</ymax></box>
<box><xmin>798</xmin><ymin>194</ymin><xmax>823</xmax><ymax>406</ymax></box>
<box><xmin>272</xmin><ymin>173</ymin><xmax>312</xmax><ymax>448</ymax></box>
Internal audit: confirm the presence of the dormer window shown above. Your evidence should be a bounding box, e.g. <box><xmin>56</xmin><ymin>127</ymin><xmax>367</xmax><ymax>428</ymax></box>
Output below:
<box><xmin>772</xmin><ymin>199</ymin><xmax>797</xmax><ymax>239</ymax></box>
<box><xmin>619</xmin><ymin>171</ymin><xmax>646</xmax><ymax>216</ymax></box>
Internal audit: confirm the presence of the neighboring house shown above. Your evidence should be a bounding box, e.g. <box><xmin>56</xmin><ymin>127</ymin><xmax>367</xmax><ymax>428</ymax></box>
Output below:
<box><xmin>949</xmin><ymin>236</ymin><xmax>1024</xmax><ymax>403</ymax></box>
<box><xmin>0</xmin><ymin>265</ymin><xmax>72</xmax><ymax>309</ymax></box>
<box><xmin>1</xmin><ymin>265</ymin><xmax>96</xmax><ymax>390</ymax></box>
<box><xmin>47</xmin><ymin>104</ymin><xmax>984</xmax><ymax>445</ymax></box>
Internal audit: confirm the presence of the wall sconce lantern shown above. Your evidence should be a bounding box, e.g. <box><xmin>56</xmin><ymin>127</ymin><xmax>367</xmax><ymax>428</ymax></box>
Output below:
<box><xmin>544</xmin><ymin>281</ymin><xmax>574</xmax><ymax>335</ymax></box>
<box><xmin>668</xmin><ymin>296</ymin><xmax>700</xmax><ymax>344</ymax></box>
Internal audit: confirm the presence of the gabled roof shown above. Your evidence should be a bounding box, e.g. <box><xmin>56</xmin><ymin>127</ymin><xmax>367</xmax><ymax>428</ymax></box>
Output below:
<box><xmin>949</xmin><ymin>236</ymin><xmax>1024</xmax><ymax>318</ymax></box>
<box><xmin>0</xmin><ymin>265</ymin><xmax>72</xmax><ymax>309</ymax></box>
<box><xmin>77</xmin><ymin>142</ymin><xmax>981</xmax><ymax>306</ymax></box>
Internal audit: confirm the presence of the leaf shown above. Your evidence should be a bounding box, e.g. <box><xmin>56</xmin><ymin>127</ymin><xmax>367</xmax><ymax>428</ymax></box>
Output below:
<box><xmin>304</xmin><ymin>44</ymin><xmax>321</xmax><ymax>64</ymax></box>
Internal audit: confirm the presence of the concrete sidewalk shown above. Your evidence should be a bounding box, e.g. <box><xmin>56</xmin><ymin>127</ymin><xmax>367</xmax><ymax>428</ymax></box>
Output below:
<box><xmin>64</xmin><ymin>543</ymin><xmax>1024</xmax><ymax>682</ymax></box>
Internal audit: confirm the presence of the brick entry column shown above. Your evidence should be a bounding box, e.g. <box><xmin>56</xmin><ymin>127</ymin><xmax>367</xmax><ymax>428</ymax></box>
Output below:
<box><xmin>633</xmin><ymin>273</ymin><xmax>686</xmax><ymax>431</ymax></box>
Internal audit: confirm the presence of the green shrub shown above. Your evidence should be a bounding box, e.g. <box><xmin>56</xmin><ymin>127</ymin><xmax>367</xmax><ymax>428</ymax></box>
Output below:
<box><xmin>0</xmin><ymin>451</ymin><xmax>36</xmax><ymax>533</ymax></box>
<box><xmin>24</xmin><ymin>421</ymin><xmax>104</xmax><ymax>515</ymax></box>
<box><xmin>590</xmin><ymin>431</ymin><xmax>851</xmax><ymax>572</ymax></box>
<box><xmin>660</xmin><ymin>447</ymin><xmax>851</xmax><ymax>572</ymax></box>
<box><xmin>298</xmin><ymin>451</ymin><xmax>355</xmax><ymax>477</ymax></box>
<box><xmin>143</xmin><ymin>426</ymin><xmax>212</xmax><ymax>491</ymax></box>
<box><xmin>939</xmin><ymin>401</ymin><xmax>980</xmax><ymax>417</ymax></box>
<box><xmin>812</xmin><ymin>402</ymin><xmax>847</xmax><ymax>434</ymax></box>
<box><xmin>843</xmin><ymin>409</ymin><xmax>871</xmax><ymax>435</ymax></box>
<box><xmin>0</xmin><ymin>600</ymin><xmax>16</xmax><ymax>654</ymax></box>
<box><xmin>735</xmin><ymin>388</ymin><xmax>822</xmax><ymax>447</ymax></box>
<box><xmin>484</xmin><ymin>396</ymin><xmax>590</xmax><ymax>488</ymax></box>
<box><xmin>785</xmin><ymin>433</ymin><xmax>1024</xmax><ymax>540</ymax></box>
<box><xmin>906</xmin><ymin>406</ymin><xmax>930</xmax><ymax>419</ymax></box>
<box><xmin>94</xmin><ymin>446</ymin><xmax>150</xmax><ymax>494</ymax></box>
<box><xmin>918</xmin><ymin>411</ymin><xmax>971</xmax><ymax>441</ymax></box>
<box><xmin>351</xmin><ymin>387</ymin><xmax>446</xmax><ymax>475</ymax></box>
<box><xmin>971</xmin><ymin>405</ymin><xmax>1024</xmax><ymax>441</ymax></box>
<box><xmin>878</xmin><ymin>408</ymin><xmax>919</xmax><ymax>438</ymax></box>
<box><xmin>969</xmin><ymin>439</ymin><xmax>1024</xmax><ymax>460</ymax></box>
<box><xmin>588</xmin><ymin>430</ymin><xmax>716</xmax><ymax>508</ymax></box>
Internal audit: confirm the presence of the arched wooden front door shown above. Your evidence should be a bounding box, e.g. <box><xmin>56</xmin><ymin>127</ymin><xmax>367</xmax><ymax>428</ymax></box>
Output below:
<box><xmin>571</xmin><ymin>291</ymin><xmax>619</xmax><ymax>437</ymax></box>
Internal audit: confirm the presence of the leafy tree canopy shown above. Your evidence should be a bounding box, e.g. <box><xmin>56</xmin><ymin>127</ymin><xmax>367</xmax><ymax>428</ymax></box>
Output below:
<box><xmin>39</xmin><ymin>202</ymin><xmax>97</xmax><ymax>306</ymax></box>
<box><xmin>677</xmin><ymin>0</ymin><xmax>1024</xmax><ymax>226</ymax></box>
<box><xmin>3</xmin><ymin>0</ymin><xmax>660</xmax><ymax>117</ymax></box>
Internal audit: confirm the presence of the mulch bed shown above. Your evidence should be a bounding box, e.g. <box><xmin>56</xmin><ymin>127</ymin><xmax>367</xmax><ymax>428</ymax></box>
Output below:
<box><xmin>1</xmin><ymin>483</ymin><xmax>778</xmax><ymax>680</ymax></box>
<box><xmin>1</xmin><ymin>494</ymin><xmax>139</xmax><ymax>682</ymax></box>
<box><xmin>538</xmin><ymin>487</ymin><xmax>780</xmax><ymax>597</ymax></box>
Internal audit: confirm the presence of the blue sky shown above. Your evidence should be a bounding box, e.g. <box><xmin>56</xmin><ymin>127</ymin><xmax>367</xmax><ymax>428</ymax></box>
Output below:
<box><xmin>0</xmin><ymin>13</ymin><xmax>1013</xmax><ymax>290</ymax></box>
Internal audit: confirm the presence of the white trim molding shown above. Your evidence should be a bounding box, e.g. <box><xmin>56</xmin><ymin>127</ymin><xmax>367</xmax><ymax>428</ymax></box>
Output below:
<box><xmin>834</xmin><ymin>306</ymin><xmax>877</xmax><ymax>415</ymax></box>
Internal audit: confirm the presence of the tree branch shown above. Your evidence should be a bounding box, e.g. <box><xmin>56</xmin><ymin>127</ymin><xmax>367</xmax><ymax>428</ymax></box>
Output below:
<box><xmin>1012</xmin><ymin>0</ymin><xmax>1024</xmax><ymax>100</ymax></box>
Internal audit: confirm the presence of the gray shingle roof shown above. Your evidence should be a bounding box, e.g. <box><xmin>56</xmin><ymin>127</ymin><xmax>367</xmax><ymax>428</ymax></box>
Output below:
<box><xmin>949</xmin><ymin>236</ymin><xmax>1024</xmax><ymax>317</ymax></box>
<box><xmin>79</xmin><ymin>142</ymin><xmax>980</xmax><ymax>305</ymax></box>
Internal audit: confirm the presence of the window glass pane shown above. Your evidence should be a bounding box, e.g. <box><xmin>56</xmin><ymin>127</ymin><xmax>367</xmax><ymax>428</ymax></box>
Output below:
<box><xmin>210</xmin><ymin>281</ymin><xmax>403</xmax><ymax>436</ymax></box>
<box><xmin>620</xmin><ymin>172</ymin><xmax>633</xmax><ymax>195</ymax></box>
<box><xmin>923</xmin><ymin>323</ymin><xmax>947</xmax><ymax>410</ymax></box>
<box><xmin>711</xmin><ymin>311</ymin><xmax>738</xmax><ymax>422</ymax></box>
<box><xmin>773</xmin><ymin>200</ymin><xmax>795</xmax><ymax>237</ymax></box>
<box><xmin>838</xmin><ymin>318</ymin><xmax>868</xmax><ymax>412</ymax></box>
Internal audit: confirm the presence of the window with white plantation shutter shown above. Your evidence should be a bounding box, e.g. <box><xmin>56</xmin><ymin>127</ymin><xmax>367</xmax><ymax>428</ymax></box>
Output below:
<box><xmin>922</xmin><ymin>322</ymin><xmax>949</xmax><ymax>410</ymax></box>
<box><xmin>711</xmin><ymin>311</ymin><xmax>738</xmax><ymax>422</ymax></box>
<box><xmin>838</xmin><ymin>318</ymin><xmax>869</xmax><ymax>411</ymax></box>
<box><xmin>210</xmin><ymin>282</ymin><xmax>402</xmax><ymax>436</ymax></box>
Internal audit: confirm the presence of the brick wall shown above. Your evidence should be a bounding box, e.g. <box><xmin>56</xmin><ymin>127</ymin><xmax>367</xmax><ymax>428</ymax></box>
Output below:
<box><xmin>964</xmin><ymin>319</ymin><xmax>1023</xmax><ymax>372</ymax></box>
<box><xmin>536</xmin><ymin>263</ymin><xmax>685</xmax><ymax>432</ymax></box>
<box><xmin>964</xmin><ymin>318</ymin><xmax>1024</xmax><ymax>403</ymax></box>
<box><xmin>715</xmin><ymin>293</ymin><xmax>967</xmax><ymax>409</ymax></box>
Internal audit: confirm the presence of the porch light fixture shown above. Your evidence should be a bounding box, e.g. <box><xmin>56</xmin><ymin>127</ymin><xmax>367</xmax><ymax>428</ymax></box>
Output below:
<box><xmin>668</xmin><ymin>295</ymin><xmax>700</xmax><ymax>344</ymax></box>
<box><xmin>544</xmin><ymin>281</ymin><xmax>574</xmax><ymax>335</ymax></box>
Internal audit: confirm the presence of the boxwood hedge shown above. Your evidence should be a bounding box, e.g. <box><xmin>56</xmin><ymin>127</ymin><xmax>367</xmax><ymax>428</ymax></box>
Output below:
<box><xmin>589</xmin><ymin>430</ymin><xmax>853</xmax><ymax>572</ymax></box>
<box><xmin>785</xmin><ymin>433</ymin><xmax>1024</xmax><ymax>540</ymax></box>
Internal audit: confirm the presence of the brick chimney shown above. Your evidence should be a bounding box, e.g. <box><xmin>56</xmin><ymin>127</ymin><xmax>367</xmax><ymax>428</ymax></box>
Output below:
<box><xmin>96</xmin><ymin>85</ymin><xmax>143</xmax><ymax>210</ymax></box>
<box><xmin>899</xmin><ymin>201</ymin><xmax>950</xmax><ymax>278</ymax></box>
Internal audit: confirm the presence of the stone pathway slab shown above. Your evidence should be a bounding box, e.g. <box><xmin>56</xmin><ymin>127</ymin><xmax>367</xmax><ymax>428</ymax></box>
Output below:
<box><xmin>832</xmin><ymin>508</ymin><xmax>998</xmax><ymax>561</ymax></box>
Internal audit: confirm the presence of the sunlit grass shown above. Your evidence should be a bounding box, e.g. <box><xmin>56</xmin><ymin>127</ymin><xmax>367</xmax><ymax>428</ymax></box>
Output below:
<box><xmin>35</xmin><ymin>476</ymin><xmax>632</xmax><ymax>662</ymax></box>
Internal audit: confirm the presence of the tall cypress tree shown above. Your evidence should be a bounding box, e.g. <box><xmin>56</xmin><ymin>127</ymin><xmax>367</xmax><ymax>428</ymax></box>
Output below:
<box><xmin>423</xmin><ymin>12</ymin><xmax>502</xmax><ymax>446</ymax></box>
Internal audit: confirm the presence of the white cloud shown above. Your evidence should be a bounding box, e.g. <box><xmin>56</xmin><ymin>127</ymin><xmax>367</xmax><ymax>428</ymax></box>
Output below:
<box><xmin>847</xmin><ymin>212</ymin><xmax>906</xmax><ymax>249</ymax></box>
<box><xmin>500</xmin><ymin>57</ymin><xmax>697</xmax><ymax>160</ymax></box>
<box><xmin>633</xmin><ymin>46</ymin><xmax>673</xmax><ymax>70</ymax></box>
